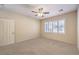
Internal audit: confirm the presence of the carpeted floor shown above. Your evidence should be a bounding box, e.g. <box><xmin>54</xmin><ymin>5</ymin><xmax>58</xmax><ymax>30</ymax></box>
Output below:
<box><xmin>0</xmin><ymin>38</ymin><xmax>79</xmax><ymax>55</ymax></box>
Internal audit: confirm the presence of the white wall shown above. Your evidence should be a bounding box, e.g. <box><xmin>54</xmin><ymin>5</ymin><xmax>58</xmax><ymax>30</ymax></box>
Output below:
<box><xmin>41</xmin><ymin>11</ymin><xmax>77</xmax><ymax>45</ymax></box>
<box><xmin>0</xmin><ymin>9</ymin><xmax>40</xmax><ymax>44</ymax></box>
<box><xmin>77</xmin><ymin>6</ymin><xmax>79</xmax><ymax>50</ymax></box>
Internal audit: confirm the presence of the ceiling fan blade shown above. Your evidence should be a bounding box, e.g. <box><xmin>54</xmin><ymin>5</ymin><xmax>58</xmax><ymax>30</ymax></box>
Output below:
<box><xmin>40</xmin><ymin>8</ymin><xmax>43</xmax><ymax>10</ymax></box>
<box><xmin>35</xmin><ymin>14</ymin><xmax>38</xmax><ymax>16</ymax></box>
<box><xmin>43</xmin><ymin>12</ymin><xmax>49</xmax><ymax>14</ymax></box>
<box><xmin>32</xmin><ymin>11</ymin><xmax>38</xmax><ymax>13</ymax></box>
<box><xmin>39</xmin><ymin>8</ymin><xmax>43</xmax><ymax>12</ymax></box>
<box><xmin>42</xmin><ymin>15</ymin><xmax>44</xmax><ymax>17</ymax></box>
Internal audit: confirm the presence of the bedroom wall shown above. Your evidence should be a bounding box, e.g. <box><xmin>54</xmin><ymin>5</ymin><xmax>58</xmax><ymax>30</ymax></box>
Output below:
<box><xmin>40</xmin><ymin>11</ymin><xmax>77</xmax><ymax>45</ymax></box>
<box><xmin>0</xmin><ymin>9</ymin><xmax>40</xmax><ymax>43</ymax></box>
<box><xmin>77</xmin><ymin>7</ymin><xmax>79</xmax><ymax>49</ymax></box>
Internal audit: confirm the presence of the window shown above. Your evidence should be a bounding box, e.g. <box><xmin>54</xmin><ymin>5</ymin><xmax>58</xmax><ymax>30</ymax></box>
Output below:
<box><xmin>52</xmin><ymin>21</ymin><xmax>58</xmax><ymax>33</ymax></box>
<box><xmin>58</xmin><ymin>20</ymin><xmax>64</xmax><ymax>33</ymax></box>
<box><xmin>48</xmin><ymin>21</ymin><xmax>53</xmax><ymax>32</ymax></box>
<box><xmin>45</xmin><ymin>22</ymin><xmax>49</xmax><ymax>32</ymax></box>
<box><xmin>44</xmin><ymin>19</ymin><xmax>65</xmax><ymax>33</ymax></box>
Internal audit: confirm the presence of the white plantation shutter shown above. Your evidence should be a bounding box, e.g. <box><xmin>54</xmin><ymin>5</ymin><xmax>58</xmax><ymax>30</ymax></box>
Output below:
<box><xmin>44</xmin><ymin>19</ymin><xmax>65</xmax><ymax>34</ymax></box>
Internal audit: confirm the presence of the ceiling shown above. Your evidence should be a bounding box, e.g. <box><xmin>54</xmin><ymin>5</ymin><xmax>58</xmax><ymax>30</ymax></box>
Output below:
<box><xmin>0</xmin><ymin>4</ymin><xmax>78</xmax><ymax>19</ymax></box>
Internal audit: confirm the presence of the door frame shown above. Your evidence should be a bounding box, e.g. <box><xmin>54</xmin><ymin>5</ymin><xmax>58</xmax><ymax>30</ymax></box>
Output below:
<box><xmin>0</xmin><ymin>17</ymin><xmax>16</xmax><ymax>45</ymax></box>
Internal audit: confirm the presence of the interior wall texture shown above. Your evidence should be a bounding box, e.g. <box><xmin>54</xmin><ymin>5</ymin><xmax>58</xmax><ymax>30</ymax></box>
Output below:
<box><xmin>77</xmin><ymin>7</ymin><xmax>79</xmax><ymax>49</ymax></box>
<box><xmin>0</xmin><ymin>9</ymin><xmax>77</xmax><ymax>45</ymax></box>
<box><xmin>0</xmin><ymin>9</ymin><xmax>40</xmax><ymax>43</ymax></box>
<box><xmin>40</xmin><ymin>11</ymin><xmax>77</xmax><ymax>45</ymax></box>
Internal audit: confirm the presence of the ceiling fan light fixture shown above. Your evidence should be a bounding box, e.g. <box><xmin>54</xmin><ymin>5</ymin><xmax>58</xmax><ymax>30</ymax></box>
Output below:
<box><xmin>32</xmin><ymin>8</ymin><xmax>49</xmax><ymax>17</ymax></box>
<box><xmin>38</xmin><ymin>13</ymin><xmax>43</xmax><ymax>16</ymax></box>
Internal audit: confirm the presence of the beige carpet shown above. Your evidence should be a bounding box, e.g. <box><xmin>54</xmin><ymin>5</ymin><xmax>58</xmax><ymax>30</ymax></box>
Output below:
<box><xmin>0</xmin><ymin>38</ymin><xmax>79</xmax><ymax>55</ymax></box>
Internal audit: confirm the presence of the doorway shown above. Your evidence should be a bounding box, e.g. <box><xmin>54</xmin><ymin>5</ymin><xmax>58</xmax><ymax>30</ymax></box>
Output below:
<box><xmin>0</xmin><ymin>18</ymin><xmax>15</xmax><ymax>46</ymax></box>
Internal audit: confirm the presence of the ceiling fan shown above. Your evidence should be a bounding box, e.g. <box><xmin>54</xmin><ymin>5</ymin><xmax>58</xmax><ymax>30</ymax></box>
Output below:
<box><xmin>32</xmin><ymin>8</ymin><xmax>50</xmax><ymax>17</ymax></box>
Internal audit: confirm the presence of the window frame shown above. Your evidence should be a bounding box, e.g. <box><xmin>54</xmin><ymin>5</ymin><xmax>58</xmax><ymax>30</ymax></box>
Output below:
<box><xmin>44</xmin><ymin>19</ymin><xmax>65</xmax><ymax>34</ymax></box>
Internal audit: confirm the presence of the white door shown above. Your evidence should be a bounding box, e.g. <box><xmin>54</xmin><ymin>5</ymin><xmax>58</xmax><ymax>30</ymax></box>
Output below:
<box><xmin>0</xmin><ymin>19</ymin><xmax>15</xmax><ymax>46</ymax></box>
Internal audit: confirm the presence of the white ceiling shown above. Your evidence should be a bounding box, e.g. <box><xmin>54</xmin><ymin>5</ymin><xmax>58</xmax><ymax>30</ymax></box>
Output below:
<box><xmin>0</xmin><ymin>4</ymin><xmax>78</xmax><ymax>19</ymax></box>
